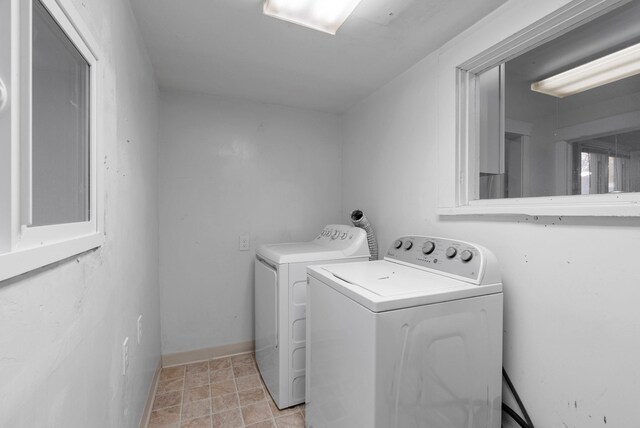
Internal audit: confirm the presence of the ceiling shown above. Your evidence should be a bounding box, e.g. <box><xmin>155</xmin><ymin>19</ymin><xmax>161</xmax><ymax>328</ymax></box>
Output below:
<box><xmin>130</xmin><ymin>0</ymin><xmax>506</xmax><ymax>113</ymax></box>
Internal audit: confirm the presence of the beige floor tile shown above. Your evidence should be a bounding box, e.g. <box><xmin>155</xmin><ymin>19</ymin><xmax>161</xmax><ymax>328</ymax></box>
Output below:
<box><xmin>238</xmin><ymin>387</ymin><xmax>266</xmax><ymax>407</ymax></box>
<box><xmin>235</xmin><ymin>374</ymin><xmax>262</xmax><ymax>392</ymax></box>
<box><xmin>153</xmin><ymin>390</ymin><xmax>183</xmax><ymax>411</ymax></box>
<box><xmin>160</xmin><ymin>366</ymin><xmax>186</xmax><ymax>382</ymax></box>
<box><xmin>186</xmin><ymin>361</ymin><xmax>209</xmax><ymax>374</ymax></box>
<box><xmin>180</xmin><ymin>415</ymin><xmax>211</xmax><ymax>428</ymax></box>
<box><xmin>211</xmin><ymin>408</ymin><xmax>243</xmax><ymax>428</ymax></box>
<box><xmin>149</xmin><ymin>354</ymin><xmax>304</xmax><ymax>428</ymax></box>
<box><xmin>184</xmin><ymin>385</ymin><xmax>211</xmax><ymax>403</ymax></box>
<box><xmin>211</xmin><ymin>380</ymin><xmax>237</xmax><ymax>397</ymax></box>
<box><xmin>232</xmin><ymin>363</ymin><xmax>257</xmax><ymax>378</ymax></box>
<box><xmin>210</xmin><ymin>367</ymin><xmax>234</xmax><ymax>383</ymax></box>
<box><xmin>211</xmin><ymin>392</ymin><xmax>239</xmax><ymax>413</ymax></box>
<box><xmin>268</xmin><ymin>400</ymin><xmax>298</xmax><ymax>418</ymax></box>
<box><xmin>245</xmin><ymin>421</ymin><xmax>276</xmax><ymax>428</ymax></box>
<box><xmin>241</xmin><ymin>401</ymin><xmax>272</xmax><ymax>425</ymax></box>
<box><xmin>181</xmin><ymin>398</ymin><xmax>211</xmax><ymax>421</ymax></box>
<box><xmin>231</xmin><ymin>353</ymin><xmax>254</xmax><ymax>365</ymax></box>
<box><xmin>209</xmin><ymin>357</ymin><xmax>232</xmax><ymax>372</ymax></box>
<box><xmin>185</xmin><ymin>370</ymin><xmax>210</xmax><ymax>389</ymax></box>
<box><xmin>157</xmin><ymin>377</ymin><xmax>185</xmax><ymax>395</ymax></box>
<box><xmin>274</xmin><ymin>412</ymin><xmax>305</xmax><ymax>428</ymax></box>
<box><xmin>149</xmin><ymin>421</ymin><xmax>180</xmax><ymax>428</ymax></box>
<box><xmin>149</xmin><ymin>404</ymin><xmax>181</xmax><ymax>427</ymax></box>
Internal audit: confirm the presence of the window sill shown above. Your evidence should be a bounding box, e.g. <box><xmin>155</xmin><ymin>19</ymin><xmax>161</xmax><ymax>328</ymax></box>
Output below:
<box><xmin>438</xmin><ymin>194</ymin><xmax>640</xmax><ymax>217</ymax></box>
<box><xmin>0</xmin><ymin>232</ymin><xmax>104</xmax><ymax>282</ymax></box>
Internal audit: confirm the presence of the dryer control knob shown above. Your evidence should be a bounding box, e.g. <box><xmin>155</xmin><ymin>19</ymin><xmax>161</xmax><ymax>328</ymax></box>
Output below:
<box><xmin>422</xmin><ymin>241</ymin><xmax>435</xmax><ymax>255</ymax></box>
<box><xmin>331</xmin><ymin>230</ymin><xmax>340</xmax><ymax>239</ymax></box>
<box><xmin>461</xmin><ymin>250</ymin><xmax>473</xmax><ymax>262</ymax></box>
<box><xmin>446</xmin><ymin>247</ymin><xmax>457</xmax><ymax>258</ymax></box>
<box><xmin>404</xmin><ymin>241</ymin><xmax>413</xmax><ymax>250</ymax></box>
<box><xmin>394</xmin><ymin>240</ymin><xmax>403</xmax><ymax>249</ymax></box>
<box><xmin>341</xmin><ymin>232</ymin><xmax>347</xmax><ymax>240</ymax></box>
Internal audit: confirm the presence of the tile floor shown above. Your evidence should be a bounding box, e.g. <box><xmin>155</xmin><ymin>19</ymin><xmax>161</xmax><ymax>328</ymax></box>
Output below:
<box><xmin>148</xmin><ymin>353</ymin><xmax>305</xmax><ymax>428</ymax></box>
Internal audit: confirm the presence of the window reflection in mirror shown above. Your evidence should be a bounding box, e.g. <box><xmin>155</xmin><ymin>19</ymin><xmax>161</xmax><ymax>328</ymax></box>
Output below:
<box><xmin>477</xmin><ymin>1</ymin><xmax>640</xmax><ymax>200</ymax></box>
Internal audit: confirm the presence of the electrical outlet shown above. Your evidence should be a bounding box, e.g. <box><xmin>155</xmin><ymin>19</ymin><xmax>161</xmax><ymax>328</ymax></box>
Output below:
<box><xmin>239</xmin><ymin>234</ymin><xmax>250</xmax><ymax>251</ymax></box>
<box><xmin>137</xmin><ymin>315</ymin><xmax>143</xmax><ymax>345</ymax></box>
<box><xmin>122</xmin><ymin>337</ymin><xmax>129</xmax><ymax>376</ymax></box>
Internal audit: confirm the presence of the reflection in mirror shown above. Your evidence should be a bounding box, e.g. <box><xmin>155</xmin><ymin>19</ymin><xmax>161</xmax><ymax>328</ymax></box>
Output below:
<box><xmin>32</xmin><ymin>0</ymin><xmax>90</xmax><ymax>226</ymax></box>
<box><xmin>570</xmin><ymin>131</ymin><xmax>640</xmax><ymax>195</ymax></box>
<box><xmin>477</xmin><ymin>0</ymin><xmax>640</xmax><ymax>200</ymax></box>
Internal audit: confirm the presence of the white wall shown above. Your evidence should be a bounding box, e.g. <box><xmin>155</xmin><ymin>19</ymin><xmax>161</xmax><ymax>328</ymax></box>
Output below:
<box><xmin>0</xmin><ymin>0</ymin><xmax>160</xmax><ymax>426</ymax></box>
<box><xmin>158</xmin><ymin>89</ymin><xmax>343</xmax><ymax>355</ymax></box>
<box><xmin>341</xmin><ymin>0</ymin><xmax>640</xmax><ymax>426</ymax></box>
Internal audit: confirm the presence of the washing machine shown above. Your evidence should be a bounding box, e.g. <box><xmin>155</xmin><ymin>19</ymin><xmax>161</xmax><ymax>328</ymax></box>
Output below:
<box><xmin>255</xmin><ymin>225</ymin><xmax>371</xmax><ymax>409</ymax></box>
<box><xmin>306</xmin><ymin>235</ymin><xmax>503</xmax><ymax>428</ymax></box>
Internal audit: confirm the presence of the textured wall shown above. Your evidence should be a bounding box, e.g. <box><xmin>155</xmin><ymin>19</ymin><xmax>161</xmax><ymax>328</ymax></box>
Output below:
<box><xmin>158</xmin><ymin>89</ymin><xmax>343</xmax><ymax>355</ymax></box>
<box><xmin>341</xmin><ymin>0</ymin><xmax>640</xmax><ymax>426</ymax></box>
<box><xmin>0</xmin><ymin>0</ymin><xmax>160</xmax><ymax>426</ymax></box>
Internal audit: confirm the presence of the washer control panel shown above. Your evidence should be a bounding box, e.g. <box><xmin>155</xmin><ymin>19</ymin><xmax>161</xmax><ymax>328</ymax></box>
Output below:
<box><xmin>386</xmin><ymin>236</ymin><xmax>489</xmax><ymax>283</ymax></box>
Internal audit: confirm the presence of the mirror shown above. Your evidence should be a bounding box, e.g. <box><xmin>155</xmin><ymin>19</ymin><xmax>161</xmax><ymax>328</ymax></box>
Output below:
<box><xmin>476</xmin><ymin>1</ymin><xmax>640</xmax><ymax>200</ymax></box>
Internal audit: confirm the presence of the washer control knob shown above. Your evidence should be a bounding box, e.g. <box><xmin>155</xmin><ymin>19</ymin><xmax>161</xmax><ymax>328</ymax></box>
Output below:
<box><xmin>331</xmin><ymin>230</ymin><xmax>340</xmax><ymax>239</ymax></box>
<box><xmin>446</xmin><ymin>247</ymin><xmax>457</xmax><ymax>258</ymax></box>
<box><xmin>341</xmin><ymin>232</ymin><xmax>347</xmax><ymax>240</ymax></box>
<box><xmin>461</xmin><ymin>250</ymin><xmax>473</xmax><ymax>262</ymax></box>
<box><xmin>404</xmin><ymin>241</ymin><xmax>413</xmax><ymax>250</ymax></box>
<box><xmin>394</xmin><ymin>240</ymin><xmax>403</xmax><ymax>249</ymax></box>
<box><xmin>422</xmin><ymin>241</ymin><xmax>435</xmax><ymax>255</ymax></box>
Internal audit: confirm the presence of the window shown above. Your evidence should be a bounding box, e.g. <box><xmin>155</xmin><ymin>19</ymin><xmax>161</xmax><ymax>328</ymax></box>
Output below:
<box><xmin>572</xmin><ymin>131</ymin><xmax>640</xmax><ymax>195</ymax></box>
<box><xmin>447</xmin><ymin>0</ymin><xmax>640</xmax><ymax>216</ymax></box>
<box><xmin>0</xmin><ymin>0</ymin><xmax>102</xmax><ymax>281</ymax></box>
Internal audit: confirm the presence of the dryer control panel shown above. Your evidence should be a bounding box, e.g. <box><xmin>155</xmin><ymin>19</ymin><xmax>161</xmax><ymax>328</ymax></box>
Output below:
<box><xmin>385</xmin><ymin>236</ymin><xmax>500</xmax><ymax>285</ymax></box>
<box><xmin>314</xmin><ymin>224</ymin><xmax>364</xmax><ymax>245</ymax></box>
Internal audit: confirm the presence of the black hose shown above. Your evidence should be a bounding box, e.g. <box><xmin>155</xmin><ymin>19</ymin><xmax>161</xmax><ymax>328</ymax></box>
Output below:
<box><xmin>503</xmin><ymin>368</ymin><xmax>534</xmax><ymax>428</ymax></box>
<box><xmin>502</xmin><ymin>403</ymin><xmax>529</xmax><ymax>428</ymax></box>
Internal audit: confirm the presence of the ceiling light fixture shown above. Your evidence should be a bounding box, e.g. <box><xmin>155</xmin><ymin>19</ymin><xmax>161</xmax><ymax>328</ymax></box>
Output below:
<box><xmin>531</xmin><ymin>42</ymin><xmax>640</xmax><ymax>98</ymax></box>
<box><xmin>263</xmin><ymin>0</ymin><xmax>363</xmax><ymax>35</ymax></box>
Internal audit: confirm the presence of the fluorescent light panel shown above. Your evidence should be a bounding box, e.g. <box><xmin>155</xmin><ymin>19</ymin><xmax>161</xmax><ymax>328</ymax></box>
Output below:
<box><xmin>531</xmin><ymin>42</ymin><xmax>640</xmax><ymax>98</ymax></box>
<box><xmin>263</xmin><ymin>0</ymin><xmax>362</xmax><ymax>35</ymax></box>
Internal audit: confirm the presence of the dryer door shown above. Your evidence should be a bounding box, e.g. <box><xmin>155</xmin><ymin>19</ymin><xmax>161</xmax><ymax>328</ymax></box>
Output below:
<box><xmin>255</xmin><ymin>257</ymin><xmax>279</xmax><ymax>399</ymax></box>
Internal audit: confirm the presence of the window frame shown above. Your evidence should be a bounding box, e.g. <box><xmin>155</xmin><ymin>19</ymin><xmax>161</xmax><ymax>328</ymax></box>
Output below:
<box><xmin>0</xmin><ymin>0</ymin><xmax>103</xmax><ymax>281</ymax></box>
<box><xmin>440</xmin><ymin>0</ymin><xmax>640</xmax><ymax>217</ymax></box>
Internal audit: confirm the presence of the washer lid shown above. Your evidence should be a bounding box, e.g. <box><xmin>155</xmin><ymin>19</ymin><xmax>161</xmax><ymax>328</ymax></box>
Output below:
<box><xmin>308</xmin><ymin>260</ymin><xmax>502</xmax><ymax>312</ymax></box>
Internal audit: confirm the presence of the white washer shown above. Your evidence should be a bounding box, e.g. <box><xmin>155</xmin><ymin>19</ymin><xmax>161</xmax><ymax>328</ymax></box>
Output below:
<box><xmin>306</xmin><ymin>235</ymin><xmax>503</xmax><ymax>428</ymax></box>
<box><xmin>255</xmin><ymin>225</ymin><xmax>371</xmax><ymax>409</ymax></box>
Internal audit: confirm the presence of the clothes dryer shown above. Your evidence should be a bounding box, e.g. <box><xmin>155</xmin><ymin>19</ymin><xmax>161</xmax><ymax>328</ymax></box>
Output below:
<box><xmin>306</xmin><ymin>236</ymin><xmax>503</xmax><ymax>428</ymax></box>
<box><xmin>255</xmin><ymin>225</ymin><xmax>370</xmax><ymax>409</ymax></box>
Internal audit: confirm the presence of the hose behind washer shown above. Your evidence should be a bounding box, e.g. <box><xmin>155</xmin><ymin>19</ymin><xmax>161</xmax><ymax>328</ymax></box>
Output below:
<box><xmin>350</xmin><ymin>209</ymin><xmax>378</xmax><ymax>261</ymax></box>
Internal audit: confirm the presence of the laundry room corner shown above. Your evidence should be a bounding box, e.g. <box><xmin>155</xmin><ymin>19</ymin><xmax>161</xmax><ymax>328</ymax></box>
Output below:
<box><xmin>157</xmin><ymin>89</ymin><xmax>344</xmax><ymax>358</ymax></box>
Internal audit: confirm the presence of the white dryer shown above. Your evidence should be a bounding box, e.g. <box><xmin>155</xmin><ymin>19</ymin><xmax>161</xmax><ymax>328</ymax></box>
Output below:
<box><xmin>255</xmin><ymin>225</ymin><xmax>370</xmax><ymax>409</ymax></box>
<box><xmin>306</xmin><ymin>236</ymin><xmax>503</xmax><ymax>428</ymax></box>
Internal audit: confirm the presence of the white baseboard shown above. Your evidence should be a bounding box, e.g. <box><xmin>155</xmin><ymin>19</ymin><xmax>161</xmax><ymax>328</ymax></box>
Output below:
<box><xmin>139</xmin><ymin>358</ymin><xmax>162</xmax><ymax>428</ymax></box>
<box><xmin>161</xmin><ymin>341</ymin><xmax>255</xmax><ymax>367</ymax></box>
